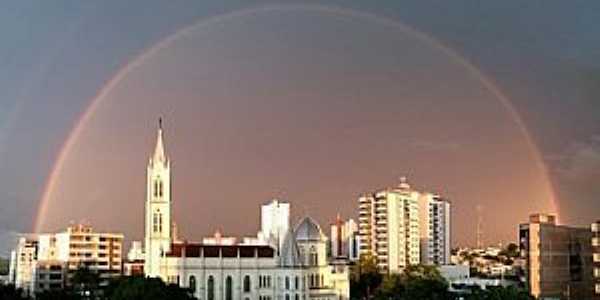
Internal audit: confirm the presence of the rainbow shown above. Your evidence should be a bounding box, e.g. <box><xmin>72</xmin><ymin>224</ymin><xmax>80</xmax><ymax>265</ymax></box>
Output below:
<box><xmin>34</xmin><ymin>3</ymin><xmax>558</xmax><ymax>233</ymax></box>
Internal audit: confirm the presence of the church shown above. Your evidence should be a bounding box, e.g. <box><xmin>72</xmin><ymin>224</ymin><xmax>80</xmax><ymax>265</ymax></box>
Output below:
<box><xmin>143</xmin><ymin>121</ymin><xmax>350</xmax><ymax>300</ymax></box>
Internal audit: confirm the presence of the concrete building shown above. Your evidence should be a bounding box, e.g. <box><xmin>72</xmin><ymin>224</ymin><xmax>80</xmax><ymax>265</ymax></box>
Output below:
<box><xmin>593</xmin><ymin>221</ymin><xmax>600</xmax><ymax>296</ymax></box>
<box><xmin>8</xmin><ymin>236</ymin><xmax>38</xmax><ymax>296</ymax></box>
<box><xmin>330</xmin><ymin>216</ymin><xmax>359</xmax><ymax>261</ymax></box>
<box><xmin>259</xmin><ymin>199</ymin><xmax>290</xmax><ymax>253</ymax></box>
<box><xmin>143</xmin><ymin>120</ymin><xmax>350</xmax><ymax>300</ymax></box>
<box><xmin>358</xmin><ymin>178</ymin><xmax>420</xmax><ymax>273</ymax></box>
<box><xmin>519</xmin><ymin>214</ymin><xmax>597</xmax><ymax>300</ymax></box>
<box><xmin>8</xmin><ymin>224</ymin><xmax>123</xmax><ymax>295</ymax></box>
<box><xmin>124</xmin><ymin>241</ymin><xmax>145</xmax><ymax>276</ymax></box>
<box><xmin>419</xmin><ymin>193</ymin><xmax>451</xmax><ymax>265</ymax></box>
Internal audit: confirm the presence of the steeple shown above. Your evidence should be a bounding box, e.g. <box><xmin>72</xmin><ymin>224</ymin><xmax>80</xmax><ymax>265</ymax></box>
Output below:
<box><xmin>152</xmin><ymin>118</ymin><xmax>167</xmax><ymax>164</ymax></box>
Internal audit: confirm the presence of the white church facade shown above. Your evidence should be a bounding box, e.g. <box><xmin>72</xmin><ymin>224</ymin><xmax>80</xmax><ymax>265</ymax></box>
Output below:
<box><xmin>143</xmin><ymin>121</ymin><xmax>350</xmax><ymax>300</ymax></box>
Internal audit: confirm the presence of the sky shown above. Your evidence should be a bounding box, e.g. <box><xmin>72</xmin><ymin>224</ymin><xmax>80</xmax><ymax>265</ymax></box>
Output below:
<box><xmin>0</xmin><ymin>1</ymin><xmax>599</xmax><ymax>256</ymax></box>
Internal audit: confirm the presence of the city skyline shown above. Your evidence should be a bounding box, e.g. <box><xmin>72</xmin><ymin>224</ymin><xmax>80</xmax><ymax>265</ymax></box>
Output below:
<box><xmin>1</xmin><ymin>1</ymin><xmax>600</xmax><ymax>257</ymax></box>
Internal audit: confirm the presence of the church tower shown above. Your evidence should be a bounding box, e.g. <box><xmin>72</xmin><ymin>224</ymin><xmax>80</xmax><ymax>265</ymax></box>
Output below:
<box><xmin>144</xmin><ymin>119</ymin><xmax>172</xmax><ymax>278</ymax></box>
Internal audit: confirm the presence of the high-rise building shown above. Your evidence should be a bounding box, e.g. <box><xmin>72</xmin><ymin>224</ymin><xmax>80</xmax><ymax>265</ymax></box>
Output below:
<box><xmin>259</xmin><ymin>199</ymin><xmax>290</xmax><ymax>252</ymax></box>
<box><xmin>592</xmin><ymin>220</ymin><xmax>600</xmax><ymax>297</ymax></box>
<box><xmin>144</xmin><ymin>119</ymin><xmax>172</xmax><ymax>278</ymax></box>
<box><xmin>9</xmin><ymin>224</ymin><xmax>123</xmax><ymax>294</ymax></box>
<box><xmin>418</xmin><ymin>193</ymin><xmax>451</xmax><ymax>265</ymax></box>
<box><xmin>358</xmin><ymin>178</ymin><xmax>420</xmax><ymax>273</ymax></box>
<box><xmin>330</xmin><ymin>216</ymin><xmax>359</xmax><ymax>261</ymax></box>
<box><xmin>9</xmin><ymin>236</ymin><xmax>38</xmax><ymax>296</ymax></box>
<box><xmin>519</xmin><ymin>214</ymin><xmax>597</xmax><ymax>300</ymax></box>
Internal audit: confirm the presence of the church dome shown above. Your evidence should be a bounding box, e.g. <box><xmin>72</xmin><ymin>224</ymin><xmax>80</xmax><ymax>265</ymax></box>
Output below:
<box><xmin>294</xmin><ymin>217</ymin><xmax>326</xmax><ymax>242</ymax></box>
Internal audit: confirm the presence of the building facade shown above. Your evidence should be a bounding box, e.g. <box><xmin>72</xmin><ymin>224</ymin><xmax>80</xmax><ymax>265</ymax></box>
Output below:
<box><xmin>144</xmin><ymin>119</ymin><xmax>172</xmax><ymax>278</ymax></box>
<box><xmin>418</xmin><ymin>193</ymin><xmax>451</xmax><ymax>265</ymax></box>
<box><xmin>9</xmin><ymin>237</ymin><xmax>38</xmax><ymax>295</ymax></box>
<box><xmin>358</xmin><ymin>178</ymin><xmax>421</xmax><ymax>273</ymax></box>
<box><xmin>593</xmin><ymin>220</ymin><xmax>600</xmax><ymax>297</ymax></box>
<box><xmin>8</xmin><ymin>224</ymin><xmax>123</xmax><ymax>294</ymax></box>
<box><xmin>330</xmin><ymin>216</ymin><xmax>359</xmax><ymax>261</ymax></box>
<box><xmin>519</xmin><ymin>214</ymin><xmax>597</xmax><ymax>300</ymax></box>
<box><xmin>259</xmin><ymin>199</ymin><xmax>291</xmax><ymax>253</ymax></box>
<box><xmin>142</xmin><ymin>121</ymin><xmax>350</xmax><ymax>300</ymax></box>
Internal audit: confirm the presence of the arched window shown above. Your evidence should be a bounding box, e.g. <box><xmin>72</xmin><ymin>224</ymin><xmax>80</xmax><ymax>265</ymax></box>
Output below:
<box><xmin>295</xmin><ymin>294</ymin><xmax>300</xmax><ymax>300</ymax></box>
<box><xmin>285</xmin><ymin>276</ymin><xmax>290</xmax><ymax>290</ymax></box>
<box><xmin>285</xmin><ymin>294</ymin><xmax>290</xmax><ymax>300</ymax></box>
<box><xmin>309</xmin><ymin>247</ymin><xmax>318</xmax><ymax>266</ymax></box>
<box><xmin>243</xmin><ymin>275</ymin><xmax>251</xmax><ymax>293</ymax></box>
<box><xmin>294</xmin><ymin>276</ymin><xmax>299</xmax><ymax>290</ymax></box>
<box><xmin>158</xmin><ymin>213</ymin><xmax>163</xmax><ymax>233</ymax></box>
<box><xmin>226</xmin><ymin>276</ymin><xmax>233</xmax><ymax>300</ymax></box>
<box><xmin>207</xmin><ymin>276</ymin><xmax>215</xmax><ymax>300</ymax></box>
<box><xmin>189</xmin><ymin>276</ymin><xmax>196</xmax><ymax>294</ymax></box>
<box><xmin>159</xmin><ymin>181</ymin><xmax>163</xmax><ymax>197</ymax></box>
<box><xmin>154</xmin><ymin>180</ymin><xmax>158</xmax><ymax>197</ymax></box>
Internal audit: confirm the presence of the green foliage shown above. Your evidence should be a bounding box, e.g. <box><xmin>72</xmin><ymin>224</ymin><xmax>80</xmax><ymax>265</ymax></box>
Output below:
<box><xmin>350</xmin><ymin>260</ymin><xmax>450</xmax><ymax>300</ymax></box>
<box><xmin>106</xmin><ymin>276</ymin><xmax>196</xmax><ymax>300</ymax></box>
<box><xmin>0</xmin><ymin>257</ymin><xmax>9</xmax><ymax>275</ymax></box>
<box><xmin>350</xmin><ymin>254</ymin><xmax>383</xmax><ymax>299</ymax></box>
<box><xmin>0</xmin><ymin>284</ymin><xmax>30</xmax><ymax>300</ymax></box>
<box><xmin>465</xmin><ymin>286</ymin><xmax>533</xmax><ymax>300</ymax></box>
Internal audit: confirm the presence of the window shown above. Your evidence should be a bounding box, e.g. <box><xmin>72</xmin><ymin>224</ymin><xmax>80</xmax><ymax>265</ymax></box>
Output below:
<box><xmin>159</xmin><ymin>181</ymin><xmax>164</xmax><ymax>197</ymax></box>
<box><xmin>295</xmin><ymin>294</ymin><xmax>299</xmax><ymax>300</ymax></box>
<box><xmin>154</xmin><ymin>180</ymin><xmax>158</xmax><ymax>197</ymax></box>
<box><xmin>189</xmin><ymin>276</ymin><xmax>196</xmax><ymax>294</ymax></box>
<box><xmin>285</xmin><ymin>294</ymin><xmax>290</xmax><ymax>300</ymax></box>
<box><xmin>207</xmin><ymin>276</ymin><xmax>215</xmax><ymax>300</ymax></box>
<box><xmin>294</xmin><ymin>276</ymin><xmax>299</xmax><ymax>290</ymax></box>
<box><xmin>226</xmin><ymin>276</ymin><xmax>233</xmax><ymax>300</ymax></box>
<box><xmin>285</xmin><ymin>276</ymin><xmax>290</xmax><ymax>290</ymax></box>
<box><xmin>243</xmin><ymin>275</ymin><xmax>251</xmax><ymax>293</ymax></box>
<box><xmin>309</xmin><ymin>247</ymin><xmax>318</xmax><ymax>266</ymax></box>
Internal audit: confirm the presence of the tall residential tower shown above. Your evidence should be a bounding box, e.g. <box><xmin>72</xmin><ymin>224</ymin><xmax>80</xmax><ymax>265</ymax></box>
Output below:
<box><xmin>358</xmin><ymin>178</ymin><xmax>420</xmax><ymax>273</ymax></box>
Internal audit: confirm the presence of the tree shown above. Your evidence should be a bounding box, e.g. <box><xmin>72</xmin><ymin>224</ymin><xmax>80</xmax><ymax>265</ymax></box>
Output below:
<box><xmin>465</xmin><ymin>286</ymin><xmax>533</xmax><ymax>300</ymax></box>
<box><xmin>0</xmin><ymin>283</ymin><xmax>30</xmax><ymax>300</ymax></box>
<box><xmin>106</xmin><ymin>276</ymin><xmax>196</xmax><ymax>300</ymax></box>
<box><xmin>350</xmin><ymin>254</ymin><xmax>382</xmax><ymax>299</ymax></box>
<box><xmin>398</xmin><ymin>265</ymin><xmax>450</xmax><ymax>300</ymax></box>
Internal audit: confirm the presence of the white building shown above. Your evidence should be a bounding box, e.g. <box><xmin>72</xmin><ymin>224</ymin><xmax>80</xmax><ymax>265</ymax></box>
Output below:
<box><xmin>358</xmin><ymin>178</ymin><xmax>420</xmax><ymax>273</ymax></box>
<box><xmin>124</xmin><ymin>241</ymin><xmax>145</xmax><ymax>276</ymax></box>
<box><xmin>419</xmin><ymin>193</ymin><xmax>451</xmax><ymax>265</ymax></box>
<box><xmin>9</xmin><ymin>224</ymin><xmax>123</xmax><ymax>294</ymax></box>
<box><xmin>143</xmin><ymin>120</ymin><xmax>350</xmax><ymax>300</ymax></box>
<box><xmin>9</xmin><ymin>236</ymin><xmax>38</xmax><ymax>296</ymax></box>
<box><xmin>144</xmin><ymin>119</ymin><xmax>172</xmax><ymax>278</ymax></box>
<box><xmin>259</xmin><ymin>199</ymin><xmax>290</xmax><ymax>253</ymax></box>
<box><xmin>330</xmin><ymin>216</ymin><xmax>359</xmax><ymax>261</ymax></box>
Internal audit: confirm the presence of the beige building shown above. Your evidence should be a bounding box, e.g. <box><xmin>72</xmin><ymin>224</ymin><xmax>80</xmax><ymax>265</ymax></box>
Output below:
<box><xmin>593</xmin><ymin>220</ymin><xmax>600</xmax><ymax>297</ymax></box>
<box><xmin>358</xmin><ymin>178</ymin><xmax>420</xmax><ymax>273</ymax></box>
<box><xmin>418</xmin><ymin>193</ymin><xmax>451</xmax><ymax>265</ymax></box>
<box><xmin>519</xmin><ymin>214</ymin><xmax>597</xmax><ymax>300</ymax></box>
<box><xmin>9</xmin><ymin>224</ymin><xmax>123</xmax><ymax>294</ymax></box>
<box><xmin>330</xmin><ymin>216</ymin><xmax>359</xmax><ymax>261</ymax></box>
